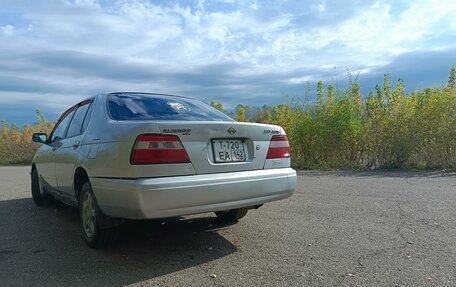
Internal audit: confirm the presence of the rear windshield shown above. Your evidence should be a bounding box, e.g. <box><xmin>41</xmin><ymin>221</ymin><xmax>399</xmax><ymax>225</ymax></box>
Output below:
<box><xmin>107</xmin><ymin>94</ymin><xmax>234</xmax><ymax>122</ymax></box>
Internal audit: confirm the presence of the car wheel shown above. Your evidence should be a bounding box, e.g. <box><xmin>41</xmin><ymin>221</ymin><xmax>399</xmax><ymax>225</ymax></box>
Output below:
<box><xmin>79</xmin><ymin>181</ymin><xmax>118</xmax><ymax>248</ymax></box>
<box><xmin>31</xmin><ymin>168</ymin><xmax>52</xmax><ymax>206</ymax></box>
<box><xmin>215</xmin><ymin>208</ymin><xmax>248</xmax><ymax>222</ymax></box>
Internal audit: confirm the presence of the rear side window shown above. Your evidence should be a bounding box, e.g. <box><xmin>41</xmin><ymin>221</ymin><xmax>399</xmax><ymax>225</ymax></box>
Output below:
<box><xmin>51</xmin><ymin>109</ymin><xmax>76</xmax><ymax>142</ymax></box>
<box><xmin>107</xmin><ymin>94</ymin><xmax>234</xmax><ymax>122</ymax></box>
<box><xmin>81</xmin><ymin>102</ymin><xmax>93</xmax><ymax>133</ymax></box>
<box><xmin>66</xmin><ymin>102</ymin><xmax>92</xmax><ymax>138</ymax></box>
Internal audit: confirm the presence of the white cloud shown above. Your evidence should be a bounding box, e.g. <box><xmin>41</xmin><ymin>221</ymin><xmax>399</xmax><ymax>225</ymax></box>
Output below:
<box><xmin>0</xmin><ymin>25</ymin><xmax>14</xmax><ymax>36</ymax></box>
<box><xmin>285</xmin><ymin>75</ymin><xmax>313</xmax><ymax>84</ymax></box>
<box><xmin>3</xmin><ymin>0</ymin><xmax>454</xmax><ymax>68</ymax></box>
<box><xmin>0</xmin><ymin>0</ymin><xmax>455</xmax><ymax>124</ymax></box>
<box><xmin>317</xmin><ymin>1</ymin><xmax>326</xmax><ymax>12</ymax></box>
<box><xmin>312</xmin><ymin>0</ymin><xmax>456</xmax><ymax>58</ymax></box>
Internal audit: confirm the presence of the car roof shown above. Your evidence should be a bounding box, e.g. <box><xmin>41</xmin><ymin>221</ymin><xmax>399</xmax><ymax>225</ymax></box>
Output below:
<box><xmin>103</xmin><ymin>92</ymin><xmax>196</xmax><ymax>100</ymax></box>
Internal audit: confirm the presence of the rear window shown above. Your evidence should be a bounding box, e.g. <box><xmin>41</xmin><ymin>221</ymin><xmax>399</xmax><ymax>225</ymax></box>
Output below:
<box><xmin>107</xmin><ymin>94</ymin><xmax>234</xmax><ymax>122</ymax></box>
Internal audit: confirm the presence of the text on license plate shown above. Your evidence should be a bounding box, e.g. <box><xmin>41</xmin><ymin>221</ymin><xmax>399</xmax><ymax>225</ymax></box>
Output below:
<box><xmin>212</xmin><ymin>139</ymin><xmax>246</xmax><ymax>162</ymax></box>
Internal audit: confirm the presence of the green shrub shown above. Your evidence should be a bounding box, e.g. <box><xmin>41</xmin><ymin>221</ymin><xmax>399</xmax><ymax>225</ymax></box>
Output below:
<box><xmin>0</xmin><ymin>110</ymin><xmax>54</xmax><ymax>165</ymax></box>
<box><xmin>235</xmin><ymin>68</ymin><xmax>456</xmax><ymax>170</ymax></box>
<box><xmin>2</xmin><ymin>68</ymin><xmax>455</xmax><ymax>170</ymax></box>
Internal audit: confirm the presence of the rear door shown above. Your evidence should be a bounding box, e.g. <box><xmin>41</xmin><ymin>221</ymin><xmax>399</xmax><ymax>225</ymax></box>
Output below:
<box><xmin>54</xmin><ymin>100</ymin><xmax>93</xmax><ymax>200</ymax></box>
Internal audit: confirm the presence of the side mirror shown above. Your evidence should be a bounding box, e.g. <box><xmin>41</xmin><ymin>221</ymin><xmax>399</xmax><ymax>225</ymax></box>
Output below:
<box><xmin>32</xmin><ymin>133</ymin><xmax>48</xmax><ymax>144</ymax></box>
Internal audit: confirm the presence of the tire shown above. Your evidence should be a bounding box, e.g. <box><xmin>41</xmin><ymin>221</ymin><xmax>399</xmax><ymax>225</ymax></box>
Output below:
<box><xmin>31</xmin><ymin>168</ymin><xmax>52</xmax><ymax>206</ymax></box>
<box><xmin>79</xmin><ymin>181</ymin><xmax>118</xmax><ymax>248</ymax></box>
<box><xmin>215</xmin><ymin>208</ymin><xmax>248</xmax><ymax>222</ymax></box>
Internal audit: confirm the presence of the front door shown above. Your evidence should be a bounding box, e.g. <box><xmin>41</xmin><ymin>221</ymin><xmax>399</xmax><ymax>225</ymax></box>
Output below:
<box><xmin>35</xmin><ymin>144</ymin><xmax>57</xmax><ymax>189</ymax></box>
<box><xmin>41</xmin><ymin>107</ymin><xmax>76</xmax><ymax>191</ymax></box>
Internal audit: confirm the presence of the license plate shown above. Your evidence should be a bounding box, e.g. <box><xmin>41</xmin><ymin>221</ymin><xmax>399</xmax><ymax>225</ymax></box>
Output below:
<box><xmin>212</xmin><ymin>139</ymin><xmax>246</xmax><ymax>163</ymax></box>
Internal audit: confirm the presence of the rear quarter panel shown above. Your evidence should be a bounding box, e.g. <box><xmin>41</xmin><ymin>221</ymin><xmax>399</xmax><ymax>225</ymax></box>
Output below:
<box><xmin>80</xmin><ymin>95</ymin><xmax>195</xmax><ymax>178</ymax></box>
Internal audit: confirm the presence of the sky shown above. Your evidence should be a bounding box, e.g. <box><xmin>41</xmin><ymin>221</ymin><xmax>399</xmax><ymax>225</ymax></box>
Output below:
<box><xmin>0</xmin><ymin>0</ymin><xmax>455</xmax><ymax>126</ymax></box>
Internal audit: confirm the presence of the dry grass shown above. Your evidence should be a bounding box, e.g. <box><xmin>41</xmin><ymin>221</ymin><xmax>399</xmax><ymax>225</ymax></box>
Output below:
<box><xmin>0</xmin><ymin>110</ymin><xmax>54</xmax><ymax>164</ymax></box>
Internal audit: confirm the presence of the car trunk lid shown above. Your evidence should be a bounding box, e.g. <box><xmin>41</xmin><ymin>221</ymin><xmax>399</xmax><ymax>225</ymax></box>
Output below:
<box><xmin>156</xmin><ymin>121</ymin><xmax>284</xmax><ymax>174</ymax></box>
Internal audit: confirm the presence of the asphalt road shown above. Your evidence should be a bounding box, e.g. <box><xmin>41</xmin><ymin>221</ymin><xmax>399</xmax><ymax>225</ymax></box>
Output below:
<box><xmin>0</xmin><ymin>166</ymin><xmax>455</xmax><ymax>286</ymax></box>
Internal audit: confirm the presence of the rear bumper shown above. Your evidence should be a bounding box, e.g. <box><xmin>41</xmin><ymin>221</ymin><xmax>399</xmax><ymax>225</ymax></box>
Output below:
<box><xmin>90</xmin><ymin>168</ymin><xmax>296</xmax><ymax>219</ymax></box>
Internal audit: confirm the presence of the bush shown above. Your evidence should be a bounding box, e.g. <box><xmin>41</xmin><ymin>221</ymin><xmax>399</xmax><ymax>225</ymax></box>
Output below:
<box><xmin>2</xmin><ymin>69</ymin><xmax>455</xmax><ymax>170</ymax></box>
<box><xmin>0</xmin><ymin>110</ymin><xmax>54</xmax><ymax>165</ymax></box>
<box><xmin>214</xmin><ymin>69</ymin><xmax>456</xmax><ymax>170</ymax></box>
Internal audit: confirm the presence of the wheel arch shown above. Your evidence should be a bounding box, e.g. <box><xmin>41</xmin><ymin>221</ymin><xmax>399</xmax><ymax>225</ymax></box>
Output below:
<box><xmin>74</xmin><ymin>166</ymin><xmax>90</xmax><ymax>202</ymax></box>
<box><xmin>31</xmin><ymin>162</ymin><xmax>38</xmax><ymax>178</ymax></box>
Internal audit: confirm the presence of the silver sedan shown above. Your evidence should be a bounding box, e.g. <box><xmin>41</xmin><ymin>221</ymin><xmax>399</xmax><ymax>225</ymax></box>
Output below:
<box><xmin>31</xmin><ymin>93</ymin><xmax>296</xmax><ymax>248</ymax></box>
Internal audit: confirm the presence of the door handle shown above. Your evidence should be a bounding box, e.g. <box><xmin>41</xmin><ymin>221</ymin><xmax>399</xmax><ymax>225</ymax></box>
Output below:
<box><xmin>72</xmin><ymin>141</ymin><xmax>80</xmax><ymax>148</ymax></box>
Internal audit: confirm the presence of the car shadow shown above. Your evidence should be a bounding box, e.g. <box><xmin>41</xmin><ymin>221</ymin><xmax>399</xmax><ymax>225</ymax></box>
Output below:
<box><xmin>0</xmin><ymin>198</ymin><xmax>238</xmax><ymax>286</ymax></box>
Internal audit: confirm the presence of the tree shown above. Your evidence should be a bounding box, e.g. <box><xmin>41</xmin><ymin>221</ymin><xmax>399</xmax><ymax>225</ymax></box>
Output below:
<box><xmin>317</xmin><ymin>81</ymin><xmax>324</xmax><ymax>105</ymax></box>
<box><xmin>264</xmin><ymin>110</ymin><xmax>272</xmax><ymax>123</ymax></box>
<box><xmin>235</xmin><ymin>106</ymin><xmax>246</xmax><ymax>122</ymax></box>
<box><xmin>210</xmin><ymin>101</ymin><xmax>224</xmax><ymax>112</ymax></box>
<box><xmin>448</xmin><ymin>67</ymin><xmax>456</xmax><ymax>90</ymax></box>
<box><xmin>383</xmin><ymin>74</ymin><xmax>392</xmax><ymax>105</ymax></box>
<box><xmin>1</xmin><ymin>120</ymin><xmax>8</xmax><ymax>137</ymax></box>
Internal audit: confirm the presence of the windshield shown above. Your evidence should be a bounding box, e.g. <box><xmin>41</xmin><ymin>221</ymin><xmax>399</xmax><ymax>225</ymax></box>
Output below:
<box><xmin>107</xmin><ymin>94</ymin><xmax>234</xmax><ymax>122</ymax></box>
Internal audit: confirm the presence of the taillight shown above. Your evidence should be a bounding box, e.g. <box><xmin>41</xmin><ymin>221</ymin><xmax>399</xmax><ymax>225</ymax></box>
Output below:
<box><xmin>266</xmin><ymin>135</ymin><xmax>291</xmax><ymax>159</ymax></box>
<box><xmin>131</xmin><ymin>134</ymin><xmax>191</xmax><ymax>164</ymax></box>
